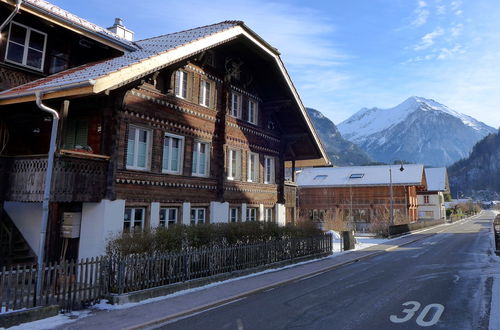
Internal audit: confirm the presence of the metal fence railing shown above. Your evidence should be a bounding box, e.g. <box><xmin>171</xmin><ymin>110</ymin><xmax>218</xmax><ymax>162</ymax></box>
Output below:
<box><xmin>1</xmin><ymin>235</ymin><xmax>332</xmax><ymax>313</ymax></box>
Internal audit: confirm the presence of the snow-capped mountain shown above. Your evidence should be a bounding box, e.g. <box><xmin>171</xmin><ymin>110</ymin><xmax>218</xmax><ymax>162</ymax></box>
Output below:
<box><xmin>337</xmin><ymin>97</ymin><xmax>497</xmax><ymax>167</ymax></box>
<box><xmin>306</xmin><ymin>108</ymin><xmax>373</xmax><ymax>166</ymax></box>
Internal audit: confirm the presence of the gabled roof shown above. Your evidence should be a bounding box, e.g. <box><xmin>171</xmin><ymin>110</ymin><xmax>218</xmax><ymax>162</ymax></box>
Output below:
<box><xmin>0</xmin><ymin>21</ymin><xmax>242</xmax><ymax>101</ymax></box>
<box><xmin>297</xmin><ymin>164</ymin><xmax>426</xmax><ymax>188</ymax></box>
<box><xmin>0</xmin><ymin>17</ymin><xmax>329</xmax><ymax>166</ymax></box>
<box><xmin>424</xmin><ymin>168</ymin><xmax>449</xmax><ymax>192</ymax></box>
<box><xmin>2</xmin><ymin>0</ymin><xmax>137</xmax><ymax>51</ymax></box>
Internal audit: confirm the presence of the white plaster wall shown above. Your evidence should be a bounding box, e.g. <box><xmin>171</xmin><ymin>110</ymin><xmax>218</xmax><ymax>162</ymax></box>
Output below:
<box><xmin>418</xmin><ymin>194</ymin><xmax>444</xmax><ymax>220</ymax></box>
<box><xmin>150</xmin><ymin>202</ymin><xmax>160</xmax><ymax>228</ymax></box>
<box><xmin>182</xmin><ymin>202</ymin><xmax>191</xmax><ymax>225</ymax></box>
<box><xmin>210</xmin><ymin>202</ymin><xmax>229</xmax><ymax>223</ymax></box>
<box><xmin>275</xmin><ymin>203</ymin><xmax>286</xmax><ymax>226</ymax></box>
<box><xmin>258</xmin><ymin>204</ymin><xmax>264</xmax><ymax>221</ymax></box>
<box><xmin>79</xmin><ymin>199</ymin><xmax>125</xmax><ymax>259</ymax></box>
<box><xmin>4</xmin><ymin>202</ymin><xmax>42</xmax><ymax>255</ymax></box>
<box><xmin>241</xmin><ymin>203</ymin><xmax>247</xmax><ymax>222</ymax></box>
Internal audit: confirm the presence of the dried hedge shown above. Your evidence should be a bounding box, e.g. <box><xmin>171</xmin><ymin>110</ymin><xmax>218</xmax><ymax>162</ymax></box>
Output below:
<box><xmin>106</xmin><ymin>221</ymin><xmax>322</xmax><ymax>257</ymax></box>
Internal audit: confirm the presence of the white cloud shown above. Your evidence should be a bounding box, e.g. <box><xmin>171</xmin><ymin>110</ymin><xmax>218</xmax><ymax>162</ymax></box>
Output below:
<box><xmin>436</xmin><ymin>5</ymin><xmax>446</xmax><ymax>15</ymax></box>
<box><xmin>436</xmin><ymin>44</ymin><xmax>465</xmax><ymax>59</ymax></box>
<box><xmin>414</xmin><ymin>27</ymin><xmax>445</xmax><ymax>50</ymax></box>
<box><xmin>411</xmin><ymin>1</ymin><xmax>430</xmax><ymax>27</ymax></box>
<box><xmin>450</xmin><ymin>23</ymin><xmax>463</xmax><ymax>38</ymax></box>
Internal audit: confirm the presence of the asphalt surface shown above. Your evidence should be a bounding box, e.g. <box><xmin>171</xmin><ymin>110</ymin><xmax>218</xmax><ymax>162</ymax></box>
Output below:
<box><xmin>158</xmin><ymin>212</ymin><xmax>498</xmax><ymax>330</ymax></box>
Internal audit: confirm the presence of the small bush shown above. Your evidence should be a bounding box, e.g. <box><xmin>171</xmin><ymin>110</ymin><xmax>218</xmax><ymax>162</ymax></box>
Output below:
<box><xmin>106</xmin><ymin>221</ymin><xmax>323</xmax><ymax>257</ymax></box>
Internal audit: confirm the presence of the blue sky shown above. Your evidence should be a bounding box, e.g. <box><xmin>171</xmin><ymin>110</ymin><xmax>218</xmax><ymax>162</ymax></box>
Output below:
<box><xmin>51</xmin><ymin>0</ymin><xmax>500</xmax><ymax>128</ymax></box>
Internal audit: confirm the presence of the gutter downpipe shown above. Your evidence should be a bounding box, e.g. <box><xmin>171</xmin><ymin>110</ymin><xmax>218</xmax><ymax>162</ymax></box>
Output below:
<box><xmin>34</xmin><ymin>91</ymin><xmax>59</xmax><ymax>300</ymax></box>
<box><xmin>0</xmin><ymin>0</ymin><xmax>22</xmax><ymax>32</ymax></box>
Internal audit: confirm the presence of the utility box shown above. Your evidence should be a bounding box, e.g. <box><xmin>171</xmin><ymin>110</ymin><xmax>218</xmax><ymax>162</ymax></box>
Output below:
<box><xmin>61</xmin><ymin>212</ymin><xmax>82</xmax><ymax>238</ymax></box>
<box><xmin>342</xmin><ymin>230</ymin><xmax>355</xmax><ymax>251</ymax></box>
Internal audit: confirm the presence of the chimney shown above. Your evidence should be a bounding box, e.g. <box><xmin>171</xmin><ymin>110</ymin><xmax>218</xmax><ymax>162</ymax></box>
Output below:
<box><xmin>107</xmin><ymin>18</ymin><xmax>134</xmax><ymax>41</ymax></box>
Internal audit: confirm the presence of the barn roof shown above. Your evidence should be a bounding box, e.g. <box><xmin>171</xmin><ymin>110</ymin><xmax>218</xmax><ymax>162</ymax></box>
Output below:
<box><xmin>297</xmin><ymin>164</ymin><xmax>426</xmax><ymax>188</ymax></box>
<box><xmin>424</xmin><ymin>168</ymin><xmax>449</xmax><ymax>192</ymax></box>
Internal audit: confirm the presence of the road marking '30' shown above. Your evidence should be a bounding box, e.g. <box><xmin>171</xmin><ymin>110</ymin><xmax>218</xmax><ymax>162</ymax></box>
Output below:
<box><xmin>390</xmin><ymin>301</ymin><xmax>445</xmax><ymax>327</ymax></box>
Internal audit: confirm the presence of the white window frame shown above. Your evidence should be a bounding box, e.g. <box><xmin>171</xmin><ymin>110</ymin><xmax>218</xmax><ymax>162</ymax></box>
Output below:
<box><xmin>227</xmin><ymin>148</ymin><xmax>241</xmax><ymax>180</ymax></box>
<box><xmin>191</xmin><ymin>207</ymin><xmax>206</xmax><ymax>225</ymax></box>
<box><xmin>159</xmin><ymin>207</ymin><xmax>178</xmax><ymax>228</ymax></box>
<box><xmin>246</xmin><ymin>208</ymin><xmax>257</xmax><ymax>222</ymax></box>
<box><xmin>162</xmin><ymin>133</ymin><xmax>184</xmax><ymax>174</ymax></box>
<box><xmin>247</xmin><ymin>151</ymin><xmax>259</xmax><ymax>183</ymax></box>
<box><xmin>229</xmin><ymin>207</ymin><xmax>239</xmax><ymax>223</ymax></box>
<box><xmin>199</xmin><ymin>79</ymin><xmax>211</xmax><ymax>107</ymax></box>
<box><xmin>5</xmin><ymin>22</ymin><xmax>47</xmax><ymax>71</ymax></box>
<box><xmin>124</xmin><ymin>207</ymin><xmax>145</xmax><ymax>232</ymax></box>
<box><xmin>264</xmin><ymin>156</ymin><xmax>275</xmax><ymax>184</ymax></box>
<box><xmin>264</xmin><ymin>208</ymin><xmax>273</xmax><ymax>222</ymax></box>
<box><xmin>175</xmin><ymin>70</ymin><xmax>188</xmax><ymax>99</ymax></box>
<box><xmin>126</xmin><ymin>125</ymin><xmax>152</xmax><ymax>171</ymax></box>
<box><xmin>192</xmin><ymin>140</ymin><xmax>210</xmax><ymax>177</ymax></box>
<box><xmin>247</xmin><ymin>100</ymin><xmax>258</xmax><ymax>125</ymax></box>
<box><xmin>231</xmin><ymin>92</ymin><xmax>242</xmax><ymax>118</ymax></box>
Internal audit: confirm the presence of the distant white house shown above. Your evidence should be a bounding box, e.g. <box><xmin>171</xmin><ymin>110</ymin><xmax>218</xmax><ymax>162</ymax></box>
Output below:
<box><xmin>417</xmin><ymin>168</ymin><xmax>450</xmax><ymax>221</ymax></box>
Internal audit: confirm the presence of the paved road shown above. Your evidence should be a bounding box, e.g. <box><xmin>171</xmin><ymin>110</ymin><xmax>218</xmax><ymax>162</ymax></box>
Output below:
<box><xmin>158</xmin><ymin>212</ymin><xmax>498</xmax><ymax>330</ymax></box>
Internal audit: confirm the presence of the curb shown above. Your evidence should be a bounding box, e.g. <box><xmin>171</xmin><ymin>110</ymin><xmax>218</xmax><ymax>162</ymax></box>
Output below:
<box><xmin>124</xmin><ymin>231</ymin><xmax>436</xmax><ymax>330</ymax></box>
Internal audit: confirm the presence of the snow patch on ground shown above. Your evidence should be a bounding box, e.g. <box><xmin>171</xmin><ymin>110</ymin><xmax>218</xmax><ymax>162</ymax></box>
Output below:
<box><xmin>330</xmin><ymin>234</ymin><xmax>389</xmax><ymax>253</ymax></box>
<box><xmin>5</xmin><ymin>310</ymin><xmax>91</xmax><ymax>330</ymax></box>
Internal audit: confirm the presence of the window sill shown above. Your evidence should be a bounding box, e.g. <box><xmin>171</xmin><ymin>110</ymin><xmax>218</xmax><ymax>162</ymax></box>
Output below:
<box><xmin>162</xmin><ymin>170</ymin><xmax>183</xmax><ymax>175</ymax></box>
<box><xmin>126</xmin><ymin>166</ymin><xmax>150</xmax><ymax>171</ymax></box>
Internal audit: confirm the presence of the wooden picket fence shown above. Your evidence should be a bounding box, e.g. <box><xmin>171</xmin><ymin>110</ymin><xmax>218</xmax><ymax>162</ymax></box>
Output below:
<box><xmin>1</xmin><ymin>235</ymin><xmax>331</xmax><ymax>313</ymax></box>
<box><xmin>0</xmin><ymin>258</ymin><xmax>106</xmax><ymax>313</ymax></box>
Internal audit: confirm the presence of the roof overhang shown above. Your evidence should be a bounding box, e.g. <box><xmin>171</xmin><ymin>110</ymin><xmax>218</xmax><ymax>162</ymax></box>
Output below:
<box><xmin>0</xmin><ymin>23</ymin><xmax>330</xmax><ymax>166</ymax></box>
<box><xmin>1</xmin><ymin>0</ymin><xmax>134</xmax><ymax>52</ymax></box>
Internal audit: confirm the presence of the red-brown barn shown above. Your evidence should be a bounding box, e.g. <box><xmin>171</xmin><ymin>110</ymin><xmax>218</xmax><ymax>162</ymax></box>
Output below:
<box><xmin>297</xmin><ymin>164</ymin><xmax>427</xmax><ymax>232</ymax></box>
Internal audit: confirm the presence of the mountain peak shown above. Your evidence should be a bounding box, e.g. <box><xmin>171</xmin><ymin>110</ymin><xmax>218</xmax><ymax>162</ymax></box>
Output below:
<box><xmin>337</xmin><ymin>97</ymin><xmax>497</xmax><ymax>167</ymax></box>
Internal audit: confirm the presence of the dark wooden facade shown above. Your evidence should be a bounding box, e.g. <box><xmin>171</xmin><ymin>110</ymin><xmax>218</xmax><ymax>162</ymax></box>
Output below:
<box><xmin>0</xmin><ymin>5</ymin><xmax>329</xmax><ymax>262</ymax></box>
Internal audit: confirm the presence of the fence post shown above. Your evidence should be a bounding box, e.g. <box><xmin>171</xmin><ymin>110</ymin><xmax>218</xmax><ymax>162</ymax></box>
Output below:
<box><xmin>117</xmin><ymin>257</ymin><xmax>125</xmax><ymax>295</ymax></box>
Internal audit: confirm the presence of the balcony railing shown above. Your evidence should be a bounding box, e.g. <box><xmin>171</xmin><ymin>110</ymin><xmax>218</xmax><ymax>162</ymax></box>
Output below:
<box><xmin>0</xmin><ymin>153</ymin><xmax>109</xmax><ymax>202</ymax></box>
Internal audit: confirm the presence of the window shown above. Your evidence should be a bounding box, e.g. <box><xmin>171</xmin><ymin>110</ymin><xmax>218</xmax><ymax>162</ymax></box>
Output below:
<box><xmin>124</xmin><ymin>207</ymin><xmax>145</xmax><ymax>232</ymax></box>
<box><xmin>247</xmin><ymin>152</ymin><xmax>259</xmax><ymax>182</ymax></box>
<box><xmin>191</xmin><ymin>208</ymin><xmax>206</xmax><ymax>225</ymax></box>
<box><xmin>126</xmin><ymin>126</ymin><xmax>151</xmax><ymax>170</ymax></box>
<box><xmin>229</xmin><ymin>207</ymin><xmax>239</xmax><ymax>223</ymax></box>
<box><xmin>199</xmin><ymin>80</ymin><xmax>211</xmax><ymax>107</ymax></box>
<box><xmin>264</xmin><ymin>208</ymin><xmax>273</xmax><ymax>222</ymax></box>
<box><xmin>5</xmin><ymin>22</ymin><xmax>47</xmax><ymax>71</ymax></box>
<box><xmin>246</xmin><ymin>208</ymin><xmax>257</xmax><ymax>222</ymax></box>
<box><xmin>349</xmin><ymin>173</ymin><xmax>364</xmax><ymax>179</ymax></box>
<box><xmin>162</xmin><ymin>133</ymin><xmax>184</xmax><ymax>174</ymax></box>
<box><xmin>63</xmin><ymin>118</ymin><xmax>88</xmax><ymax>150</ymax></box>
<box><xmin>264</xmin><ymin>156</ymin><xmax>275</xmax><ymax>184</ymax></box>
<box><xmin>424</xmin><ymin>195</ymin><xmax>430</xmax><ymax>204</ymax></box>
<box><xmin>174</xmin><ymin>70</ymin><xmax>188</xmax><ymax>98</ymax></box>
<box><xmin>227</xmin><ymin>149</ymin><xmax>241</xmax><ymax>180</ymax></box>
<box><xmin>313</xmin><ymin>175</ymin><xmax>328</xmax><ymax>181</ymax></box>
<box><xmin>159</xmin><ymin>207</ymin><xmax>178</xmax><ymax>228</ymax></box>
<box><xmin>247</xmin><ymin>100</ymin><xmax>258</xmax><ymax>124</ymax></box>
<box><xmin>231</xmin><ymin>93</ymin><xmax>241</xmax><ymax>118</ymax></box>
<box><xmin>192</xmin><ymin>141</ymin><xmax>209</xmax><ymax>177</ymax></box>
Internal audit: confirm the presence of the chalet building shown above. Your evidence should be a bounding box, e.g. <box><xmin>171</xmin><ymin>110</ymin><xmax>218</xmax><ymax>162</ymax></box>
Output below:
<box><xmin>417</xmin><ymin>168</ymin><xmax>449</xmax><ymax>221</ymax></box>
<box><xmin>0</xmin><ymin>0</ymin><xmax>329</xmax><ymax>264</ymax></box>
<box><xmin>296</xmin><ymin>165</ymin><xmax>427</xmax><ymax>232</ymax></box>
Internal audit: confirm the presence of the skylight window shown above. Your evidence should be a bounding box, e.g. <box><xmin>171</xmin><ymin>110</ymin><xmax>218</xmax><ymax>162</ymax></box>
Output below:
<box><xmin>349</xmin><ymin>173</ymin><xmax>364</xmax><ymax>179</ymax></box>
<box><xmin>313</xmin><ymin>175</ymin><xmax>328</xmax><ymax>181</ymax></box>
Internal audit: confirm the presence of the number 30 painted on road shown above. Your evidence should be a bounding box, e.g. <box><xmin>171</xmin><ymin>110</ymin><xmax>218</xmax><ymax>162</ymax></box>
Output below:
<box><xmin>390</xmin><ymin>301</ymin><xmax>445</xmax><ymax>327</ymax></box>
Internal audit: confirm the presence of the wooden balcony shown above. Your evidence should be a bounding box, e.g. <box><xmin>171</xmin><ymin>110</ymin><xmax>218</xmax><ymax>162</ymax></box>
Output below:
<box><xmin>0</xmin><ymin>152</ymin><xmax>109</xmax><ymax>202</ymax></box>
